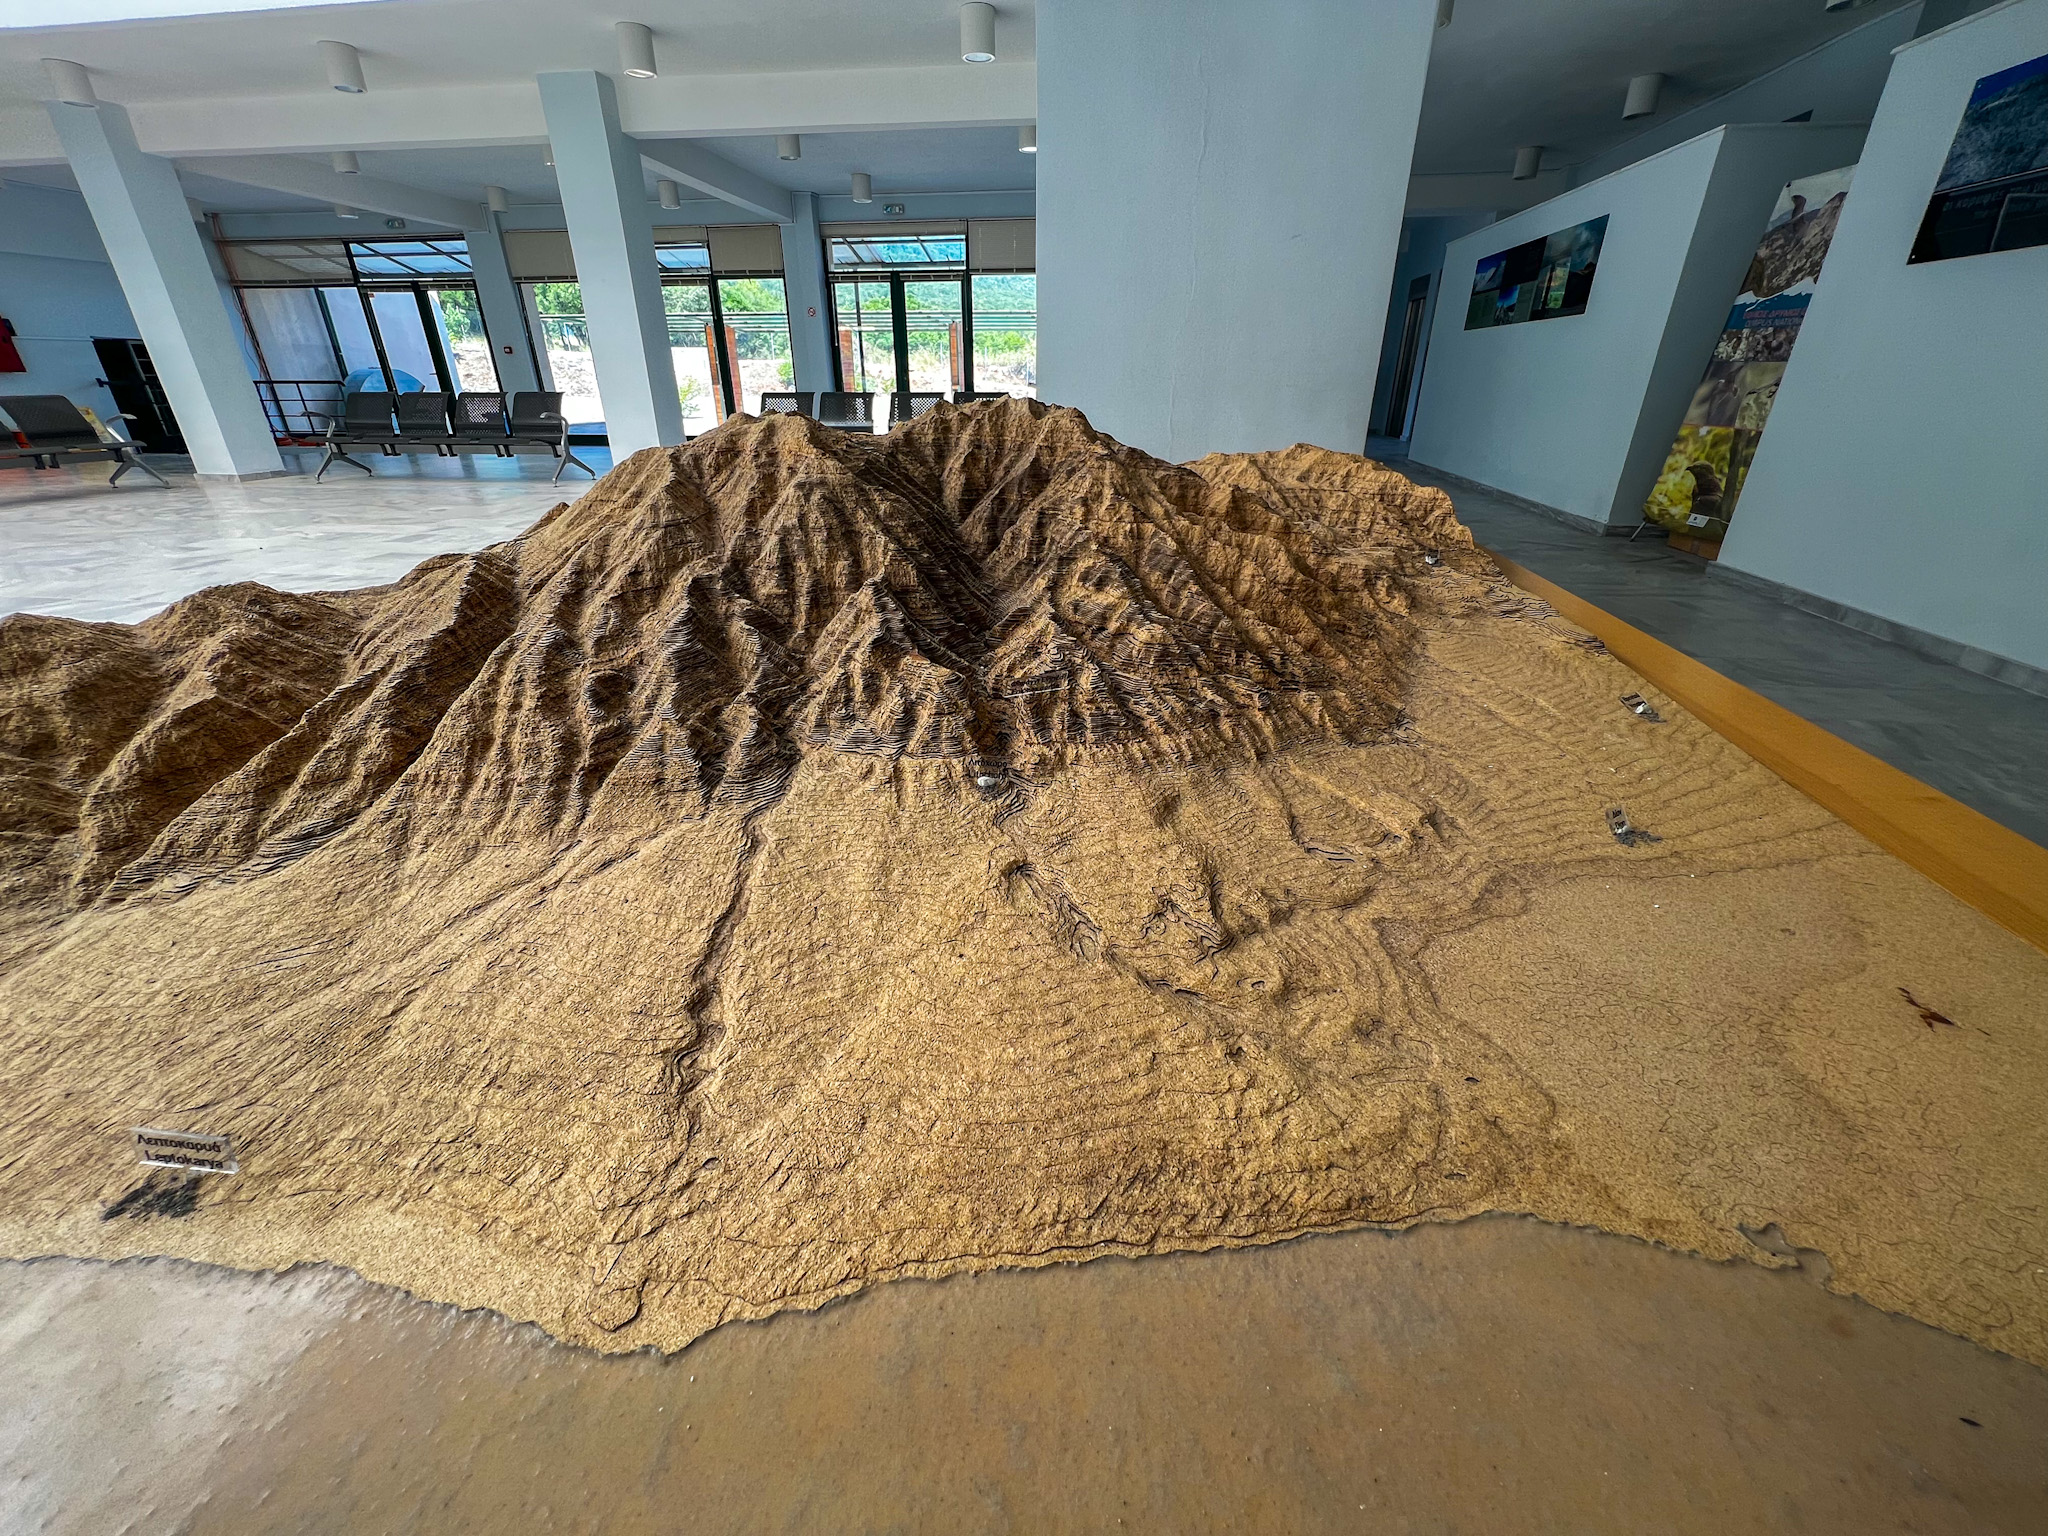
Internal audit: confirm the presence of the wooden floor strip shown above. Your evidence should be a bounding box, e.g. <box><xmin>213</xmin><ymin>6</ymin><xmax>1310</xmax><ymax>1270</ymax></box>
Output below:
<box><xmin>1482</xmin><ymin>549</ymin><xmax>2048</xmax><ymax>956</ymax></box>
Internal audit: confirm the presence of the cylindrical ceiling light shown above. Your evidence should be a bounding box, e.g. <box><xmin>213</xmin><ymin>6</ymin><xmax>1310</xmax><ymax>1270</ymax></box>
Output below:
<box><xmin>42</xmin><ymin>59</ymin><xmax>98</xmax><ymax>107</ymax></box>
<box><xmin>333</xmin><ymin>204</ymin><xmax>360</xmax><ymax>219</ymax></box>
<box><xmin>485</xmin><ymin>184</ymin><xmax>509</xmax><ymax>213</ymax></box>
<box><xmin>543</xmin><ymin>147</ymin><xmax>555</xmax><ymax>168</ymax></box>
<box><xmin>658</xmin><ymin>178</ymin><xmax>682</xmax><ymax>210</ymax></box>
<box><xmin>1512</xmin><ymin>145</ymin><xmax>1544</xmax><ymax>181</ymax></box>
<box><xmin>1018</xmin><ymin>124</ymin><xmax>1036</xmax><ymax>152</ymax></box>
<box><xmin>319</xmin><ymin>40</ymin><xmax>367</xmax><ymax>94</ymax></box>
<box><xmin>960</xmin><ymin>2</ymin><xmax>996</xmax><ymax>63</ymax></box>
<box><xmin>331</xmin><ymin>150</ymin><xmax>360</xmax><ymax>175</ymax></box>
<box><xmin>1623</xmin><ymin>73</ymin><xmax>1664</xmax><ymax>120</ymax></box>
<box><xmin>777</xmin><ymin>134</ymin><xmax>802</xmax><ymax>161</ymax></box>
<box><xmin>616</xmin><ymin>22</ymin><xmax>657</xmax><ymax>79</ymax></box>
<box><xmin>1436</xmin><ymin>0</ymin><xmax>1454</xmax><ymax>27</ymax></box>
<box><xmin>851</xmin><ymin>171</ymin><xmax>873</xmax><ymax>203</ymax></box>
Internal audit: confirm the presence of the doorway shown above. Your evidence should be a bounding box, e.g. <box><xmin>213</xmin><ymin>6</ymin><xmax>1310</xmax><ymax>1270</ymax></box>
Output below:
<box><xmin>1383</xmin><ymin>274</ymin><xmax>1431</xmax><ymax>440</ymax></box>
<box><xmin>91</xmin><ymin>337</ymin><xmax>184</xmax><ymax>454</ymax></box>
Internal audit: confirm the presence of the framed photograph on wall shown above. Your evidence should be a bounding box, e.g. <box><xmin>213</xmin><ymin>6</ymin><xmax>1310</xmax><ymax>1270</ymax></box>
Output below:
<box><xmin>1463</xmin><ymin>215</ymin><xmax>1608</xmax><ymax>330</ymax></box>
<box><xmin>1910</xmin><ymin>50</ymin><xmax>2048</xmax><ymax>263</ymax></box>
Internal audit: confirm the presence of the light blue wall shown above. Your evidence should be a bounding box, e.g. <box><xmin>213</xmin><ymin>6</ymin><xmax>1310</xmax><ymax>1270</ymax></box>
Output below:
<box><xmin>1367</xmin><ymin>214</ymin><xmax>1494</xmax><ymax>442</ymax></box>
<box><xmin>1408</xmin><ymin>123</ymin><xmax>1867</xmax><ymax>528</ymax></box>
<box><xmin>1036</xmin><ymin>0</ymin><xmax>1436</xmax><ymax>461</ymax></box>
<box><xmin>0</xmin><ymin>179</ymin><xmax>138</xmax><ymax>421</ymax></box>
<box><xmin>1718</xmin><ymin>0</ymin><xmax>2048</xmax><ymax>673</ymax></box>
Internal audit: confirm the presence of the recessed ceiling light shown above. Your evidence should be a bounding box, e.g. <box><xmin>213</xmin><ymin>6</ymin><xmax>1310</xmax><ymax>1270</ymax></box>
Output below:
<box><xmin>42</xmin><ymin>59</ymin><xmax>98</xmax><ymax>108</ymax></box>
<box><xmin>960</xmin><ymin>2</ymin><xmax>996</xmax><ymax>63</ymax></box>
<box><xmin>616</xmin><ymin>22</ymin><xmax>657</xmax><ymax>79</ymax></box>
<box><xmin>1018</xmin><ymin>124</ymin><xmax>1036</xmax><ymax>153</ymax></box>
<box><xmin>777</xmin><ymin>134</ymin><xmax>801</xmax><ymax>161</ymax></box>
<box><xmin>319</xmin><ymin>40</ymin><xmax>367</xmax><ymax>94</ymax></box>
<box><xmin>851</xmin><ymin>172</ymin><xmax>872</xmax><ymax>203</ymax></box>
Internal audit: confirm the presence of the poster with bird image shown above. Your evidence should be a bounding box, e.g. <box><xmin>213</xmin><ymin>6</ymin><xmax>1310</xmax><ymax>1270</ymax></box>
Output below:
<box><xmin>1642</xmin><ymin>165</ymin><xmax>1854</xmax><ymax>551</ymax></box>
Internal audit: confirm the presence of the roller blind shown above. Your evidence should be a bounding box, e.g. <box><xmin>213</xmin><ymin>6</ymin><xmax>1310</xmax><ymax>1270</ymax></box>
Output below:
<box><xmin>503</xmin><ymin>229</ymin><xmax>576</xmax><ymax>281</ymax></box>
<box><xmin>968</xmin><ymin>219</ymin><xmax>1035</xmax><ymax>272</ymax></box>
<box><xmin>707</xmin><ymin>223</ymin><xmax>785</xmax><ymax>273</ymax></box>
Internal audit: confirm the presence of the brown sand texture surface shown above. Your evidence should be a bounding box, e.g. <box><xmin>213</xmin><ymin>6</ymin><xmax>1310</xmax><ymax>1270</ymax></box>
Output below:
<box><xmin>0</xmin><ymin>400</ymin><xmax>2043</xmax><ymax>1361</ymax></box>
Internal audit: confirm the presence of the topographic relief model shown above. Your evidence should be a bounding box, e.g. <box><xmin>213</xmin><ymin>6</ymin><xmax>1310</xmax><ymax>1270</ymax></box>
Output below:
<box><xmin>1</xmin><ymin>401</ymin><xmax>2044</xmax><ymax>1359</ymax></box>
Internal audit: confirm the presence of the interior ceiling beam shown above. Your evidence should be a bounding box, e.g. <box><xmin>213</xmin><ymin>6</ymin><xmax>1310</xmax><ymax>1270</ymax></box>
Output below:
<box><xmin>173</xmin><ymin>153</ymin><xmax>482</xmax><ymax>228</ymax></box>
<box><xmin>0</xmin><ymin>65</ymin><xmax>1037</xmax><ymax>166</ymax></box>
<box><xmin>635</xmin><ymin>137</ymin><xmax>792</xmax><ymax>224</ymax></box>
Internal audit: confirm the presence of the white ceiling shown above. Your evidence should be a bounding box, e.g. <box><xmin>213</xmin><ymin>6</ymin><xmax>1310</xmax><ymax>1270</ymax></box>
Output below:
<box><xmin>0</xmin><ymin>0</ymin><xmax>1921</xmax><ymax>216</ymax></box>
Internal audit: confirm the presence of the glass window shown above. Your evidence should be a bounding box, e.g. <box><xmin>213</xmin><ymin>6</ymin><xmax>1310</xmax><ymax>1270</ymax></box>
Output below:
<box><xmin>426</xmin><ymin>288</ymin><xmax>498</xmax><ymax>393</ymax></box>
<box><xmin>240</xmin><ymin>287</ymin><xmax>341</xmax><ymax>382</ymax></box>
<box><xmin>656</xmin><ymin>243</ymin><xmax>712</xmax><ymax>271</ymax></box>
<box><xmin>346</xmin><ymin>238</ymin><xmax>473</xmax><ymax>277</ymax></box>
<box><xmin>320</xmin><ymin>286</ymin><xmax>383</xmax><ymax>384</ymax></box>
<box><xmin>717</xmin><ymin>277</ymin><xmax>793</xmax><ymax>418</ymax></box>
<box><xmin>970</xmin><ymin>273</ymin><xmax>1036</xmax><ymax>398</ymax></box>
<box><xmin>366</xmin><ymin>289</ymin><xmax>440</xmax><ymax>391</ymax></box>
<box><xmin>522</xmin><ymin>281</ymin><xmax>604</xmax><ymax>427</ymax></box>
<box><xmin>828</xmin><ymin>234</ymin><xmax>966</xmax><ymax>271</ymax></box>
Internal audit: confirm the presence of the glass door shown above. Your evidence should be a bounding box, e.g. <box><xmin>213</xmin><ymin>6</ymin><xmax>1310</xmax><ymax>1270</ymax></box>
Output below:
<box><xmin>902</xmin><ymin>278</ymin><xmax>965</xmax><ymax>394</ymax></box>
<box><xmin>718</xmin><ymin>277</ymin><xmax>794</xmax><ymax>418</ymax></box>
<box><xmin>664</xmin><ymin>280</ymin><xmax>723</xmax><ymax>435</ymax></box>
<box><xmin>832</xmin><ymin>279</ymin><xmax>897</xmax><ymax>404</ymax></box>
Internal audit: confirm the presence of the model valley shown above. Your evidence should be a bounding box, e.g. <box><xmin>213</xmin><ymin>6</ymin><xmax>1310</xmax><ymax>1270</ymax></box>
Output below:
<box><xmin>1</xmin><ymin>400</ymin><xmax>2043</xmax><ymax>1360</ymax></box>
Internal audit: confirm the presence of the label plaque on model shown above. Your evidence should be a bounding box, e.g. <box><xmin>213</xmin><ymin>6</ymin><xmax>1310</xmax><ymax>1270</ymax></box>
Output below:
<box><xmin>133</xmin><ymin>1127</ymin><xmax>238</xmax><ymax>1175</ymax></box>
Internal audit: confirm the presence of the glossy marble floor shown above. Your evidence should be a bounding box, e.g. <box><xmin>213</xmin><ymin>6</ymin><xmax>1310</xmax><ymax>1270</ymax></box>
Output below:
<box><xmin>1371</xmin><ymin>442</ymin><xmax>2048</xmax><ymax>850</ymax></box>
<box><xmin>0</xmin><ymin>449</ymin><xmax>611</xmax><ymax>626</ymax></box>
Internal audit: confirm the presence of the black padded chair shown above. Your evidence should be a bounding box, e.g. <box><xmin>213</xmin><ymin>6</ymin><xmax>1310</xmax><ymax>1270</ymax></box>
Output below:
<box><xmin>888</xmin><ymin>392</ymin><xmax>946</xmax><ymax>426</ymax></box>
<box><xmin>312</xmin><ymin>391</ymin><xmax>398</xmax><ymax>480</ymax></box>
<box><xmin>394</xmin><ymin>391</ymin><xmax>454</xmax><ymax>453</ymax></box>
<box><xmin>0</xmin><ymin>393</ymin><xmax>168</xmax><ymax>486</ymax></box>
<box><xmin>757</xmin><ymin>391</ymin><xmax>815</xmax><ymax>417</ymax></box>
<box><xmin>508</xmin><ymin>390</ymin><xmax>595</xmax><ymax>484</ymax></box>
<box><xmin>815</xmin><ymin>391</ymin><xmax>876</xmax><ymax>432</ymax></box>
<box><xmin>953</xmin><ymin>391</ymin><xmax>1015</xmax><ymax>404</ymax></box>
<box><xmin>451</xmin><ymin>391</ymin><xmax>510</xmax><ymax>450</ymax></box>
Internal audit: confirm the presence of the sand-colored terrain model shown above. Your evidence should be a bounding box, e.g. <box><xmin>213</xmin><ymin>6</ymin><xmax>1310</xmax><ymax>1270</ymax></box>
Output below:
<box><xmin>0</xmin><ymin>401</ymin><xmax>2043</xmax><ymax>1360</ymax></box>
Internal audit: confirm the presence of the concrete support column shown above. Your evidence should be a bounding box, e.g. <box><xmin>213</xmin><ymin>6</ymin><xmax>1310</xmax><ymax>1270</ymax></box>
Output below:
<box><xmin>779</xmin><ymin>192</ymin><xmax>834</xmax><ymax>393</ymax></box>
<box><xmin>463</xmin><ymin>214</ymin><xmax>541</xmax><ymax>396</ymax></box>
<box><xmin>1035</xmin><ymin>0</ymin><xmax>1437</xmax><ymax>461</ymax></box>
<box><xmin>47</xmin><ymin>99</ymin><xmax>285</xmax><ymax>479</ymax></box>
<box><xmin>536</xmin><ymin>70</ymin><xmax>682</xmax><ymax>453</ymax></box>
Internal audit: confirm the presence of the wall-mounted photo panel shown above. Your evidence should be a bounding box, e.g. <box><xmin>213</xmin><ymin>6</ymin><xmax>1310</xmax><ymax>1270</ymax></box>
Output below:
<box><xmin>1463</xmin><ymin>215</ymin><xmax>1607</xmax><ymax>329</ymax></box>
<box><xmin>1645</xmin><ymin>165</ymin><xmax>1854</xmax><ymax>549</ymax></box>
<box><xmin>1909</xmin><ymin>49</ymin><xmax>2048</xmax><ymax>262</ymax></box>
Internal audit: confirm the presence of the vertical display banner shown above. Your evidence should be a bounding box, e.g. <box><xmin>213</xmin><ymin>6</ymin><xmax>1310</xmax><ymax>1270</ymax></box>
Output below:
<box><xmin>1642</xmin><ymin>165</ymin><xmax>1856</xmax><ymax>555</ymax></box>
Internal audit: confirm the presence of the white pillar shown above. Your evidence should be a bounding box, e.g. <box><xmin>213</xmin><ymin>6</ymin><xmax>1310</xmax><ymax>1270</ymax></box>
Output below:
<box><xmin>536</xmin><ymin>70</ymin><xmax>682</xmax><ymax>453</ymax></box>
<box><xmin>47</xmin><ymin>99</ymin><xmax>285</xmax><ymax>479</ymax></box>
<box><xmin>463</xmin><ymin>215</ymin><xmax>541</xmax><ymax>396</ymax></box>
<box><xmin>1035</xmin><ymin>0</ymin><xmax>1437</xmax><ymax>461</ymax></box>
<box><xmin>779</xmin><ymin>192</ymin><xmax>834</xmax><ymax>393</ymax></box>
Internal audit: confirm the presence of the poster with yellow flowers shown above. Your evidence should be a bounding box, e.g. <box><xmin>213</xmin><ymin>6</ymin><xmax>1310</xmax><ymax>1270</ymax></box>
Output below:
<box><xmin>1643</xmin><ymin>165</ymin><xmax>1854</xmax><ymax>549</ymax></box>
